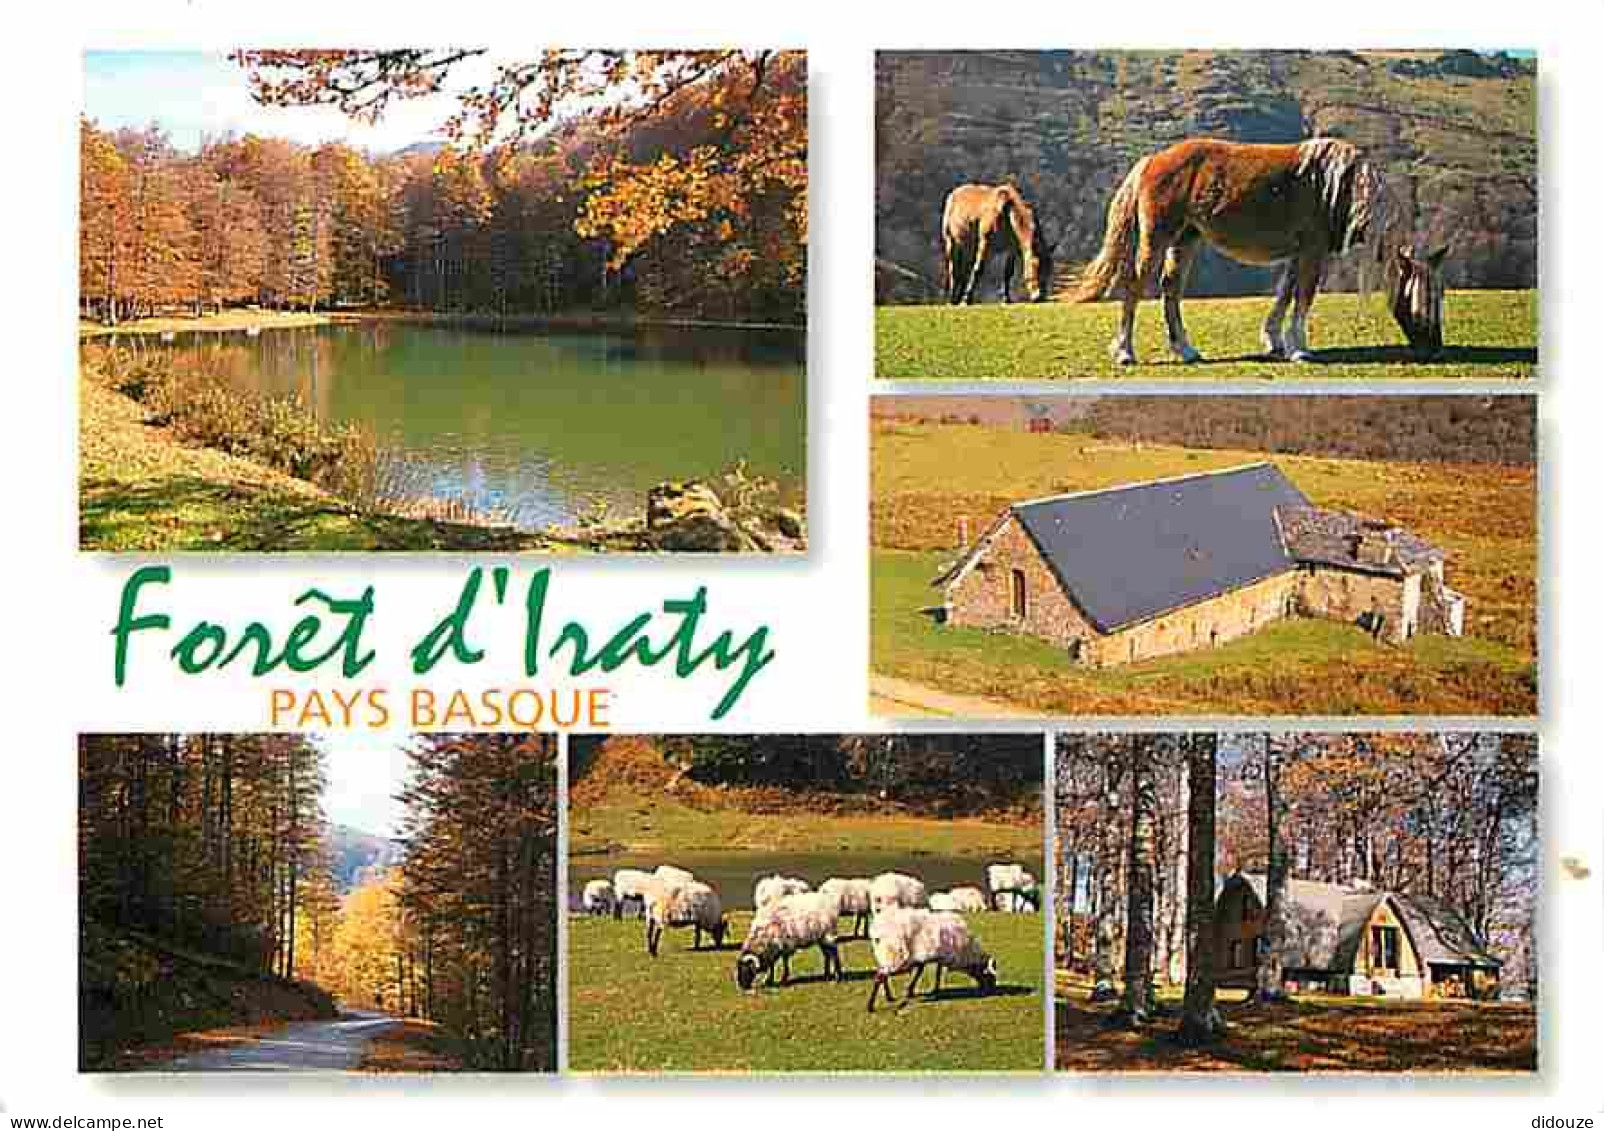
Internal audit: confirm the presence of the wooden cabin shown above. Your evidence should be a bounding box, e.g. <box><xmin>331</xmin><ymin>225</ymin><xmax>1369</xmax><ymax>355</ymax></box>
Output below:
<box><xmin>1214</xmin><ymin>873</ymin><xmax>1501</xmax><ymax>1000</ymax></box>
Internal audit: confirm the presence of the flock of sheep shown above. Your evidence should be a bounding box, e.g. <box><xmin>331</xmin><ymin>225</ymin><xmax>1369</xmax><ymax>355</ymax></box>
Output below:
<box><xmin>580</xmin><ymin>863</ymin><xmax>1040</xmax><ymax>1012</ymax></box>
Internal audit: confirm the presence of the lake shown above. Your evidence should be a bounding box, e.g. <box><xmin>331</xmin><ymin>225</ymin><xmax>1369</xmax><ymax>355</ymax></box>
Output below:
<box><xmin>121</xmin><ymin>320</ymin><xmax>806</xmax><ymax>530</ymax></box>
<box><xmin>568</xmin><ymin>848</ymin><xmax>1047</xmax><ymax>913</ymax></box>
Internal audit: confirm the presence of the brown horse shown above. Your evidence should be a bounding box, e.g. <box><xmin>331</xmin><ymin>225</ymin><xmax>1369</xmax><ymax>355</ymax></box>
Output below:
<box><xmin>1075</xmin><ymin>138</ymin><xmax>1443</xmax><ymax>364</ymax></box>
<box><xmin>943</xmin><ymin>184</ymin><xmax>1055</xmax><ymax>304</ymax></box>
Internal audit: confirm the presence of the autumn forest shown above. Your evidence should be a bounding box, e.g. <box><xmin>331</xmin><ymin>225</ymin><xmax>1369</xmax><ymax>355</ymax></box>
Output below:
<box><xmin>79</xmin><ymin>733</ymin><xmax>558</xmax><ymax>1072</ymax></box>
<box><xmin>80</xmin><ymin>50</ymin><xmax>807</xmax><ymax>326</ymax></box>
<box><xmin>1055</xmin><ymin>732</ymin><xmax>1539</xmax><ymax>1072</ymax></box>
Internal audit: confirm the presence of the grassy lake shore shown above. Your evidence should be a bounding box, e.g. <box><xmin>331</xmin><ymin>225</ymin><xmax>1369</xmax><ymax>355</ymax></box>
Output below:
<box><xmin>79</xmin><ymin>370</ymin><xmax>559</xmax><ymax>552</ymax></box>
<box><xmin>80</xmin><ymin>306</ymin><xmax>805</xmax><ymax>340</ymax></box>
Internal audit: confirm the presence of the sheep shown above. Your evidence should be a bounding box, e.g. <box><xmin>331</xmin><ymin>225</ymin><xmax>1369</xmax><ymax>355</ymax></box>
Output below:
<box><xmin>581</xmin><ymin>878</ymin><xmax>616</xmax><ymax>917</ymax></box>
<box><xmin>753</xmin><ymin>874</ymin><xmax>811</xmax><ymax>910</ymax></box>
<box><xmin>870</xmin><ymin>871</ymin><xmax>928</xmax><ymax>916</ymax></box>
<box><xmin>735</xmin><ymin>891</ymin><xmax>844</xmax><ymax>990</ymax></box>
<box><xmin>929</xmin><ymin>887</ymin><xmax>987</xmax><ymax>914</ymax></box>
<box><xmin>947</xmin><ymin>886</ymin><xmax>989</xmax><ymax>913</ymax></box>
<box><xmin>818</xmin><ymin>877</ymin><xmax>873</xmax><ymax>937</ymax></box>
<box><xmin>986</xmin><ymin>864</ymin><xmax>1039</xmax><ymax>913</ymax></box>
<box><xmin>645</xmin><ymin>878</ymin><xmax>727</xmax><ymax>957</ymax></box>
<box><xmin>654</xmin><ymin>864</ymin><xmax>697</xmax><ymax>888</ymax></box>
<box><xmin>612</xmin><ymin>868</ymin><xmax>655</xmax><ymax>920</ymax></box>
<box><xmin>866</xmin><ymin>907</ymin><xmax>997</xmax><ymax>1012</ymax></box>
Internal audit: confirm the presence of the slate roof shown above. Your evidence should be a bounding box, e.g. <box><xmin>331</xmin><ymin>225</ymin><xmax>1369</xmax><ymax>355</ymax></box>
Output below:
<box><xmin>956</xmin><ymin>463</ymin><xmax>1311</xmax><ymax>633</ymax></box>
<box><xmin>1278</xmin><ymin>506</ymin><xmax>1446</xmax><ymax>577</ymax></box>
<box><xmin>1230</xmin><ymin>873</ymin><xmax>1500</xmax><ymax>974</ymax></box>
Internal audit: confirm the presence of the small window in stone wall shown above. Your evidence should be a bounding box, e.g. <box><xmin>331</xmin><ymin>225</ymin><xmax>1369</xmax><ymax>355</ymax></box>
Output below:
<box><xmin>1010</xmin><ymin>569</ymin><xmax>1027</xmax><ymax>620</ymax></box>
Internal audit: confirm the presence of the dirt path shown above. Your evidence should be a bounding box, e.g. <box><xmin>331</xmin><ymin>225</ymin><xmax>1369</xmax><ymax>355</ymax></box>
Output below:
<box><xmin>869</xmin><ymin>674</ymin><xmax>1040</xmax><ymax>719</ymax></box>
<box><xmin>149</xmin><ymin>1010</ymin><xmax>400</xmax><ymax>1072</ymax></box>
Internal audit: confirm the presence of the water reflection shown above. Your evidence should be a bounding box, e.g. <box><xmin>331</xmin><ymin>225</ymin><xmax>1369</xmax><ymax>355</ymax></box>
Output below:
<box><xmin>103</xmin><ymin>321</ymin><xmax>806</xmax><ymax>529</ymax></box>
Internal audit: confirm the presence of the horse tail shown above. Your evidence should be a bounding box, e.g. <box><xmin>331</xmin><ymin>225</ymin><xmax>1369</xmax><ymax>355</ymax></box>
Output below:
<box><xmin>1073</xmin><ymin>157</ymin><xmax>1148</xmax><ymax>302</ymax></box>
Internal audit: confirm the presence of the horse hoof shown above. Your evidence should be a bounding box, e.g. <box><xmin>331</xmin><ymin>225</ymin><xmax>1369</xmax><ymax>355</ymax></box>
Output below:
<box><xmin>1288</xmin><ymin>350</ymin><xmax>1314</xmax><ymax>363</ymax></box>
<box><xmin>1111</xmin><ymin>349</ymin><xmax>1137</xmax><ymax>366</ymax></box>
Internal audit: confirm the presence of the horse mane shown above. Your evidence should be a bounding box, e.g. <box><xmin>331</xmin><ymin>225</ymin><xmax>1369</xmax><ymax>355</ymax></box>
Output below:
<box><xmin>1297</xmin><ymin>137</ymin><xmax>1389</xmax><ymax>297</ymax></box>
<box><xmin>994</xmin><ymin>184</ymin><xmax>1041</xmax><ymax>250</ymax></box>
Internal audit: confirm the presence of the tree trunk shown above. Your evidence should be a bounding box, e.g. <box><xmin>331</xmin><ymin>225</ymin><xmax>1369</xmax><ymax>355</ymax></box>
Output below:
<box><xmin>1117</xmin><ymin>740</ymin><xmax>1157</xmax><ymax>1025</ymax></box>
<box><xmin>1179</xmin><ymin>734</ymin><xmax>1224</xmax><ymax>1043</ymax></box>
<box><xmin>1256</xmin><ymin>736</ymin><xmax>1289</xmax><ymax>1002</ymax></box>
<box><xmin>1090</xmin><ymin>759</ymin><xmax>1122</xmax><ymax>1001</ymax></box>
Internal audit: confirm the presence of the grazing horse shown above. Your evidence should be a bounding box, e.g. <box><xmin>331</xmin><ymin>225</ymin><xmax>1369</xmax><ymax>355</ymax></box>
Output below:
<box><xmin>1075</xmin><ymin>138</ymin><xmax>1443</xmax><ymax>364</ymax></box>
<box><xmin>943</xmin><ymin>184</ymin><xmax>1055</xmax><ymax>304</ymax></box>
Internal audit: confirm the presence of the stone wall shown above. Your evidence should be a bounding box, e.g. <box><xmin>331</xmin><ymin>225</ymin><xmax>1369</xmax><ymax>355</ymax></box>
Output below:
<box><xmin>1296</xmin><ymin>566</ymin><xmax>1416</xmax><ymax>644</ymax></box>
<box><xmin>1087</xmin><ymin>571</ymin><xmax>1301</xmax><ymax>667</ymax></box>
<box><xmin>943</xmin><ymin>515</ymin><xmax>1100</xmax><ymax>654</ymax></box>
<box><xmin>945</xmin><ymin>514</ymin><xmax>1454</xmax><ymax>664</ymax></box>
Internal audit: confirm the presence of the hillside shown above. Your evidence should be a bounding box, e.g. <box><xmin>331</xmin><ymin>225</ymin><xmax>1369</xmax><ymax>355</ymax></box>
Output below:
<box><xmin>1082</xmin><ymin>394</ymin><xmax>1534</xmax><ymax>465</ymax></box>
<box><xmin>871</xmin><ymin>395</ymin><xmax>1097</xmax><ymax>430</ymax></box>
<box><xmin>875</xmin><ymin>394</ymin><xmax>1534</xmax><ymax>466</ymax></box>
<box><xmin>870</xmin><ymin>423</ymin><xmax>1536</xmax><ymax>717</ymax></box>
<box><xmin>79</xmin><ymin>923</ymin><xmax>337</xmax><ymax>1070</ymax></box>
<box><xmin>326</xmin><ymin>823</ymin><xmax>403</xmax><ymax>893</ymax></box>
<box><xmin>876</xmin><ymin>50</ymin><xmax>1536</xmax><ymax>302</ymax></box>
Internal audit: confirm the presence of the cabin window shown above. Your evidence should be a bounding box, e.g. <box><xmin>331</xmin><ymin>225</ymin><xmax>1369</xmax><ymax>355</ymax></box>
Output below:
<box><xmin>1011</xmin><ymin>569</ymin><xmax>1027</xmax><ymax>620</ymax></box>
<box><xmin>1228</xmin><ymin>940</ymin><xmax>1242</xmax><ymax>968</ymax></box>
<box><xmin>1371</xmin><ymin>925</ymin><xmax>1400</xmax><ymax>971</ymax></box>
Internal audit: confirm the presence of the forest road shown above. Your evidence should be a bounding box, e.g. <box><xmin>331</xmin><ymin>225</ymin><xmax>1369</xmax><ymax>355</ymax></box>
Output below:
<box><xmin>154</xmin><ymin>1010</ymin><xmax>399</xmax><ymax>1072</ymax></box>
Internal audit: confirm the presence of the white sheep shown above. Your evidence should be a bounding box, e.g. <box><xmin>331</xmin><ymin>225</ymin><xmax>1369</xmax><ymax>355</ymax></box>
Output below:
<box><xmin>654</xmin><ymin>864</ymin><xmax>697</xmax><ymax>888</ymax></box>
<box><xmin>735</xmin><ymin>891</ymin><xmax>844</xmax><ymax>990</ymax></box>
<box><xmin>870</xmin><ymin>871</ymin><xmax>928</xmax><ymax>916</ymax></box>
<box><xmin>818</xmin><ymin>877</ymin><xmax>873</xmax><ymax>937</ymax></box>
<box><xmin>866</xmin><ymin>907</ymin><xmax>997</xmax><ymax>1012</ymax></box>
<box><xmin>949</xmin><ymin>886</ymin><xmax>990</xmax><ymax>913</ymax></box>
<box><xmin>581</xmin><ymin>878</ymin><xmax>616</xmax><ymax>917</ymax></box>
<box><xmin>612</xmin><ymin>868</ymin><xmax>655</xmax><ymax>920</ymax></box>
<box><xmin>986</xmin><ymin>864</ymin><xmax>1040</xmax><ymax>912</ymax></box>
<box><xmin>645</xmin><ymin>878</ymin><xmax>727</xmax><ymax>957</ymax></box>
<box><xmin>753</xmin><ymin>874</ymin><xmax>812</xmax><ymax>910</ymax></box>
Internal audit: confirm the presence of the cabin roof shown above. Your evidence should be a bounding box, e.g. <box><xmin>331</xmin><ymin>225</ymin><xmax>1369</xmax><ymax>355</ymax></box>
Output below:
<box><xmin>1003</xmin><ymin>462</ymin><xmax>1310</xmax><ymax>633</ymax></box>
<box><xmin>1228</xmin><ymin>872</ymin><xmax>1500</xmax><ymax>974</ymax></box>
<box><xmin>1395</xmin><ymin>893</ymin><xmax>1502</xmax><ymax>970</ymax></box>
<box><xmin>1277</xmin><ymin>506</ymin><xmax>1446</xmax><ymax>577</ymax></box>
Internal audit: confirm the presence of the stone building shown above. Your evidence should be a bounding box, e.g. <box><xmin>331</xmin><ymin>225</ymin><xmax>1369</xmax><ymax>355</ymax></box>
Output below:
<box><xmin>934</xmin><ymin>462</ymin><xmax>1465</xmax><ymax>666</ymax></box>
<box><xmin>1214</xmin><ymin>872</ymin><xmax>1502</xmax><ymax>1000</ymax></box>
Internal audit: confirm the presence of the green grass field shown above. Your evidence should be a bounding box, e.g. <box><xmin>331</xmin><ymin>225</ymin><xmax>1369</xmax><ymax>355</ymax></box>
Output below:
<box><xmin>568</xmin><ymin>910</ymin><xmax>1045</xmax><ymax>1073</ymax></box>
<box><xmin>870</xmin><ymin>426</ymin><xmax>1537</xmax><ymax>716</ymax></box>
<box><xmin>1055</xmin><ymin>973</ymin><xmax>1536</xmax><ymax>1073</ymax></box>
<box><xmin>571</xmin><ymin>782</ymin><xmax>1042</xmax><ymax>860</ymax></box>
<box><xmin>875</xmin><ymin>290</ymin><xmax>1536</xmax><ymax>382</ymax></box>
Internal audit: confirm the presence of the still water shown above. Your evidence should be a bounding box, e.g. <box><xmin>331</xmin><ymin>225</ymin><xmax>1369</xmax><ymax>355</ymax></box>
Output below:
<box><xmin>126</xmin><ymin>320</ymin><xmax>806</xmax><ymax>530</ymax></box>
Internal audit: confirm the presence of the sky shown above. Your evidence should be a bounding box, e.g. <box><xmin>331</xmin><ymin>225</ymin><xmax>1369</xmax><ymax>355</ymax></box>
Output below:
<box><xmin>82</xmin><ymin>50</ymin><xmax>503</xmax><ymax>153</ymax></box>
<box><xmin>317</xmin><ymin>732</ymin><xmax>418</xmax><ymax>839</ymax></box>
